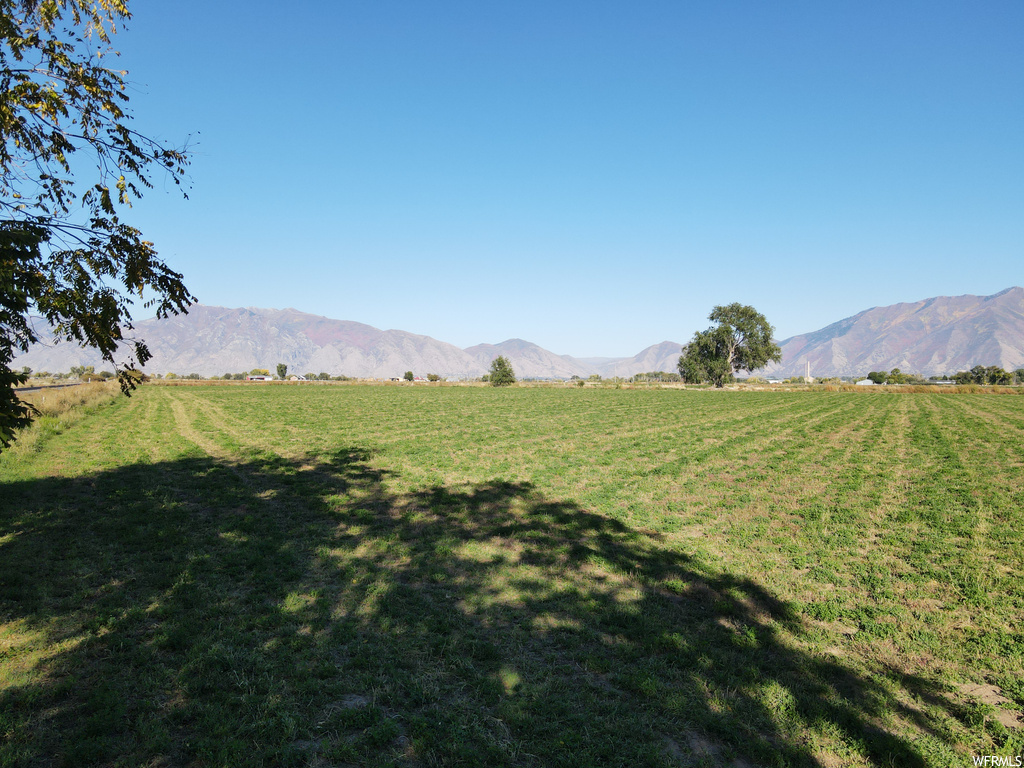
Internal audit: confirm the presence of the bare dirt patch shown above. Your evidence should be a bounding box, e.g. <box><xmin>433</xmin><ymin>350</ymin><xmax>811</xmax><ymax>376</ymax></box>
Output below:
<box><xmin>959</xmin><ymin>683</ymin><xmax>1024</xmax><ymax>729</ymax></box>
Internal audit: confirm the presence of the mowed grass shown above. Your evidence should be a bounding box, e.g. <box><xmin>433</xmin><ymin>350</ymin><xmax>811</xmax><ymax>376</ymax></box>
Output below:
<box><xmin>1</xmin><ymin>384</ymin><xmax>1022</xmax><ymax>767</ymax></box>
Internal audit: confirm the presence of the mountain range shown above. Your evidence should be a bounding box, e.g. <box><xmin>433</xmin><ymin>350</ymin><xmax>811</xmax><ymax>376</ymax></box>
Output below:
<box><xmin>13</xmin><ymin>288</ymin><xmax>1024</xmax><ymax>379</ymax></box>
<box><xmin>15</xmin><ymin>305</ymin><xmax>683</xmax><ymax>380</ymax></box>
<box><xmin>768</xmin><ymin>287</ymin><xmax>1024</xmax><ymax>377</ymax></box>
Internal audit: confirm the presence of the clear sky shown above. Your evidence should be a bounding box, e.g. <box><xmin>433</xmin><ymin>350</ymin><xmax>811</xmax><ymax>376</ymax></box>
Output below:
<box><xmin>112</xmin><ymin>1</ymin><xmax>1022</xmax><ymax>357</ymax></box>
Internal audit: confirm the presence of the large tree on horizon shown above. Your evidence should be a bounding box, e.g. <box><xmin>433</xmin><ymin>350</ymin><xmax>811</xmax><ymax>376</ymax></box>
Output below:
<box><xmin>678</xmin><ymin>304</ymin><xmax>782</xmax><ymax>388</ymax></box>
<box><xmin>0</xmin><ymin>0</ymin><xmax>194</xmax><ymax>449</ymax></box>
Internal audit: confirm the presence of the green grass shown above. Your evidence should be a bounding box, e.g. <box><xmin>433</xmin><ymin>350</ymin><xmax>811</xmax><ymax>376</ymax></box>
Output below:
<box><xmin>1</xmin><ymin>384</ymin><xmax>1022</xmax><ymax>766</ymax></box>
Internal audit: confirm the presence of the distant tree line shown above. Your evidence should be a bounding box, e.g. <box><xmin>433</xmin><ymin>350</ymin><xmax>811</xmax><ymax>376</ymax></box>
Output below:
<box><xmin>864</xmin><ymin>368</ymin><xmax>917</xmax><ymax>385</ymax></box>
<box><xmin>951</xmin><ymin>366</ymin><xmax>1023</xmax><ymax>385</ymax></box>
<box><xmin>862</xmin><ymin>366</ymin><xmax>1024</xmax><ymax>385</ymax></box>
<box><xmin>16</xmin><ymin>362</ymin><xmax>1023</xmax><ymax>388</ymax></box>
<box><xmin>15</xmin><ymin>365</ymin><xmax>117</xmax><ymax>381</ymax></box>
<box><xmin>304</xmin><ymin>372</ymin><xmax>352</xmax><ymax>381</ymax></box>
<box><xmin>631</xmin><ymin>371</ymin><xmax>682</xmax><ymax>383</ymax></box>
<box><xmin>159</xmin><ymin>370</ymin><xmax>354</xmax><ymax>381</ymax></box>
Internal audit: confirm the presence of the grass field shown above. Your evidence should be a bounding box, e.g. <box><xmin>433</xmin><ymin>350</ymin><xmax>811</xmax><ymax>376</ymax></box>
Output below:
<box><xmin>1</xmin><ymin>383</ymin><xmax>1022</xmax><ymax>767</ymax></box>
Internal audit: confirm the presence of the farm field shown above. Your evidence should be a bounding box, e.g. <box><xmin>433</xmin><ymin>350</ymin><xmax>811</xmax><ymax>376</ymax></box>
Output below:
<box><xmin>1</xmin><ymin>384</ymin><xmax>1022</xmax><ymax>767</ymax></box>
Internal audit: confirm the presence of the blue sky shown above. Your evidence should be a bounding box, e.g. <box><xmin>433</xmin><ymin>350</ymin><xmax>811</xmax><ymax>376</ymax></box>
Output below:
<box><xmin>113</xmin><ymin>1</ymin><xmax>1022</xmax><ymax>357</ymax></box>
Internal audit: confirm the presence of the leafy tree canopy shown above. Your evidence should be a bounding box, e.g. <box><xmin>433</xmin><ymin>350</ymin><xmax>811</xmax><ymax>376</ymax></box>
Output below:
<box><xmin>954</xmin><ymin>365</ymin><xmax>1014</xmax><ymax>386</ymax></box>
<box><xmin>277</xmin><ymin>363</ymin><xmax>288</xmax><ymax>379</ymax></box>
<box><xmin>488</xmin><ymin>356</ymin><xmax>515</xmax><ymax>387</ymax></box>
<box><xmin>678</xmin><ymin>304</ymin><xmax>782</xmax><ymax>388</ymax></box>
<box><xmin>0</xmin><ymin>0</ymin><xmax>193</xmax><ymax>448</ymax></box>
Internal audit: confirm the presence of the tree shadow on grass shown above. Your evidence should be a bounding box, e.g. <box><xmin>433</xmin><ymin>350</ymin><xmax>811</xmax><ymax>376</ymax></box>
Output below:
<box><xmin>0</xmin><ymin>448</ymin><xmax>971</xmax><ymax>766</ymax></box>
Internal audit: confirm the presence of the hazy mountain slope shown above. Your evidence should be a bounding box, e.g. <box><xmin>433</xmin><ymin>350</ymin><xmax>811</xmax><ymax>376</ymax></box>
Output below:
<box><xmin>766</xmin><ymin>287</ymin><xmax>1024</xmax><ymax>377</ymax></box>
<box><xmin>595</xmin><ymin>341</ymin><xmax>684</xmax><ymax>379</ymax></box>
<box><xmin>464</xmin><ymin>339</ymin><xmax>599</xmax><ymax>379</ymax></box>
<box><xmin>462</xmin><ymin>339</ymin><xmax>686</xmax><ymax>380</ymax></box>
<box><xmin>14</xmin><ymin>306</ymin><xmax>486</xmax><ymax>379</ymax></box>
